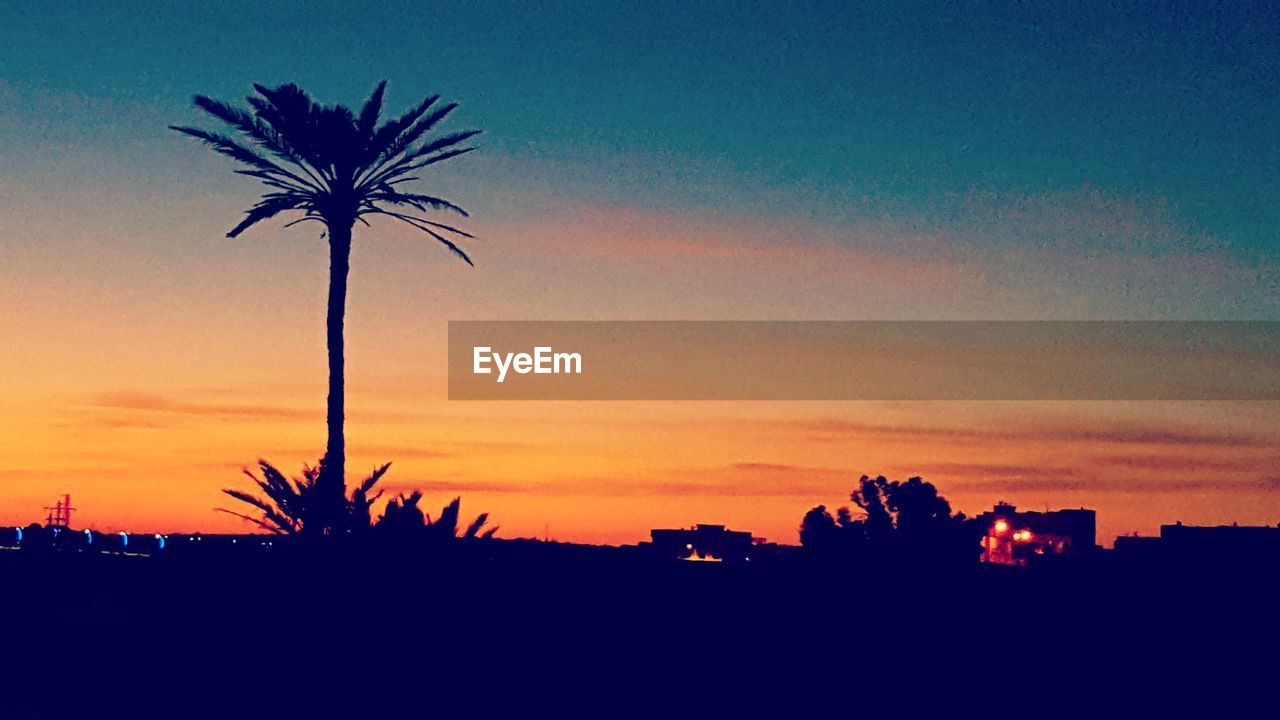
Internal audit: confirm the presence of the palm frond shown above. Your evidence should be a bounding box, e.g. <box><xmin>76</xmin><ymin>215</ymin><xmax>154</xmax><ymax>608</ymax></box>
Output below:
<box><xmin>357</xmin><ymin>81</ymin><xmax>388</xmax><ymax>140</ymax></box>
<box><xmin>400</xmin><ymin>129</ymin><xmax>482</xmax><ymax>166</ymax></box>
<box><xmin>222</xmin><ymin>487</ymin><xmax>279</xmax><ymax>518</ymax></box>
<box><xmin>220</xmin><ymin>486</ymin><xmax>298</xmax><ymax>535</ymax></box>
<box><xmin>364</xmin><ymin>190</ymin><xmax>471</xmax><ymax>220</ymax></box>
<box><xmin>191</xmin><ymin>95</ymin><xmax>327</xmax><ymax>191</ymax></box>
<box><xmin>175</xmin><ymin>81</ymin><xmax>476</xmax><ymax>257</ymax></box>
<box><xmin>350</xmin><ymin>462</ymin><xmax>393</xmax><ymax>527</ymax></box>
<box><xmin>366</xmin><ymin>209</ymin><xmax>473</xmax><ymax>265</ymax></box>
<box><xmin>227</xmin><ymin>194</ymin><xmax>310</xmax><ymax>238</ymax></box>
<box><xmin>463</xmin><ymin>512</ymin><xmax>490</xmax><ymax>539</ymax></box>
<box><xmin>360</xmin><ymin>147</ymin><xmax>478</xmax><ymax>193</ymax></box>
<box><xmin>248</xmin><ymin>83</ymin><xmax>331</xmax><ymax>175</ymax></box>
<box><xmin>381</xmin><ymin>103</ymin><xmax>458</xmax><ymax>162</ymax></box>
<box><xmin>366</xmin><ymin>462</ymin><xmax>393</xmax><ymax>490</ymax></box>
<box><xmin>220</xmin><ymin>457</ymin><xmax>429</xmax><ymax>539</ymax></box>
<box><xmin>214</xmin><ymin>507</ymin><xmax>286</xmax><ymax>534</ymax></box>
<box><xmin>366</xmin><ymin>94</ymin><xmax>440</xmax><ymax>161</ymax></box>
<box><xmin>233</xmin><ymin>169</ymin><xmax>311</xmax><ymax>195</ymax></box>
<box><xmin>170</xmin><ymin>126</ymin><xmax>285</xmax><ymax>176</ymax></box>
<box><xmin>431</xmin><ymin>497</ymin><xmax>462</xmax><ymax>537</ymax></box>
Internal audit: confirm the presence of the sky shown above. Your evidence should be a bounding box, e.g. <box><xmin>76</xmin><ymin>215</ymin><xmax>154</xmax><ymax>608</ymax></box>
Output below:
<box><xmin>1</xmin><ymin>1</ymin><xmax>1278</xmax><ymax>544</ymax></box>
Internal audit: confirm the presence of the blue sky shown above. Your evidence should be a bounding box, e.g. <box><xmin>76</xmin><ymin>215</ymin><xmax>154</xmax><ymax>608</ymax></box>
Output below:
<box><xmin>4</xmin><ymin>1</ymin><xmax>1277</xmax><ymax>241</ymax></box>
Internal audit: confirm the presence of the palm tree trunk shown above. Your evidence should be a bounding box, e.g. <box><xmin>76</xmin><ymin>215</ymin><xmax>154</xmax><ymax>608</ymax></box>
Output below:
<box><xmin>320</xmin><ymin>219</ymin><xmax>352</xmax><ymax>532</ymax></box>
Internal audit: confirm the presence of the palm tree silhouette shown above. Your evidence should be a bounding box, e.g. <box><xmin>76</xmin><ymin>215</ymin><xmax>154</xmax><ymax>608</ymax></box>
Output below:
<box><xmin>217</xmin><ymin>461</ymin><xmax>497</xmax><ymax>542</ymax></box>
<box><xmin>379</xmin><ymin>491</ymin><xmax>497</xmax><ymax>541</ymax></box>
<box><xmin>218</xmin><ymin>460</ymin><xmax>390</xmax><ymax>535</ymax></box>
<box><xmin>172</xmin><ymin>82</ymin><xmax>478</xmax><ymax>534</ymax></box>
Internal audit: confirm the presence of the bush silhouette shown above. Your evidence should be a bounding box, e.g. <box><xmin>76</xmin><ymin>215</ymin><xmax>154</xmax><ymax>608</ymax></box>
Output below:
<box><xmin>220</xmin><ymin>460</ymin><xmax>496</xmax><ymax>545</ymax></box>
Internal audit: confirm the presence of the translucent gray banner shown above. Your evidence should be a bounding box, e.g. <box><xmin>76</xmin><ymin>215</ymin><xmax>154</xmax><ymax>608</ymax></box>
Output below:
<box><xmin>447</xmin><ymin>321</ymin><xmax>1280</xmax><ymax>400</ymax></box>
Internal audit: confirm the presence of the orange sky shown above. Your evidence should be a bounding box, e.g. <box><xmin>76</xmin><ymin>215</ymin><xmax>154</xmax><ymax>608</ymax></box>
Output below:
<box><xmin>2</xmin><ymin>191</ymin><xmax>1277</xmax><ymax>546</ymax></box>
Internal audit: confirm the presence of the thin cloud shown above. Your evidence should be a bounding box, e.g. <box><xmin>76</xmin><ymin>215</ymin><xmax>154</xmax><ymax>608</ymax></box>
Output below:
<box><xmin>352</xmin><ymin>446</ymin><xmax>455</xmax><ymax>461</ymax></box>
<box><xmin>730</xmin><ymin>462</ymin><xmax>806</xmax><ymax>473</ymax></box>
<box><xmin>379</xmin><ymin>479</ymin><xmax>546</xmax><ymax>495</ymax></box>
<box><xmin>511</xmin><ymin>204</ymin><xmax>978</xmax><ymax>285</ymax></box>
<box><xmin>1091</xmin><ymin>455</ymin><xmax>1277</xmax><ymax>473</ymax></box>
<box><xmin>89</xmin><ymin>391</ymin><xmax>316</xmax><ymax>420</ymax></box>
<box><xmin>950</xmin><ymin>477</ymin><xmax>1278</xmax><ymax>495</ymax></box>
<box><xmin>794</xmin><ymin>418</ymin><xmax>1273</xmax><ymax>450</ymax></box>
<box><xmin>900</xmin><ymin>462</ymin><xmax>1078</xmax><ymax>479</ymax></box>
<box><xmin>449</xmin><ymin>464</ymin><xmax>855</xmax><ymax>499</ymax></box>
<box><xmin>81</xmin><ymin>391</ymin><xmax>444</xmax><ymax>427</ymax></box>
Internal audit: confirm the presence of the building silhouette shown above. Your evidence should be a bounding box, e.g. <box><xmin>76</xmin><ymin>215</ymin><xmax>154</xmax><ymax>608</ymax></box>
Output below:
<box><xmin>647</xmin><ymin>524</ymin><xmax>762</xmax><ymax>562</ymax></box>
<box><xmin>976</xmin><ymin>502</ymin><xmax>1097</xmax><ymax>566</ymax></box>
<box><xmin>1116</xmin><ymin>521</ymin><xmax>1280</xmax><ymax>564</ymax></box>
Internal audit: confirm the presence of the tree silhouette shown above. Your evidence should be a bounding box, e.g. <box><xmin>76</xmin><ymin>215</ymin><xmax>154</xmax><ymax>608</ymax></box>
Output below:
<box><xmin>172</xmin><ymin>82</ymin><xmax>479</xmax><ymax>535</ymax></box>
<box><xmin>801</xmin><ymin>474</ymin><xmax>980</xmax><ymax>567</ymax></box>
<box><xmin>851</xmin><ymin>475</ymin><xmax>893</xmax><ymax>544</ymax></box>
<box><xmin>377</xmin><ymin>492</ymin><xmax>497</xmax><ymax>542</ymax></box>
<box><xmin>219</xmin><ymin>461</ymin><xmax>497</xmax><ymax>544</ymax></box>
<box><xmin>799</xmin><ymin>505</ymin><xmax>838</xmax><ymax>548</ymax></box>
<box><xmin>218</xmin><ymin>459</ymin><xmax>390</xmax><ymax>536</ymax></box>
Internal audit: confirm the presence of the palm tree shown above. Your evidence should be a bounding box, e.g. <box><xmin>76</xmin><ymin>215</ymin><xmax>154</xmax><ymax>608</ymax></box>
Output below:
<box><xmin>218</xmin><ymin>462</ymin><xmax>497</xmax><ymax>543</ymax></box>
<box><xmin>218</xmin><ymin>459</ymin><xmax>391</xmax><ymax>536</ymax></box>
<box><xmin>378</xmin><ymin>491</ymin><xmax>497</xmax><ymax>541</ymax></box>
<box><xmin>172</xmin><ymin>82</ymin><xmax>478</xmax><ymax>533</ymax></box>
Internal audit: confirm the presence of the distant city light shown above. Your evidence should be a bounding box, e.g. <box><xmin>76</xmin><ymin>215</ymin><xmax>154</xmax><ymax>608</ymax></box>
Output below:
<box><xmin>993</xmin><ymin>520</ymin><xmax>1009</xmax><ymax>534</ymax></box>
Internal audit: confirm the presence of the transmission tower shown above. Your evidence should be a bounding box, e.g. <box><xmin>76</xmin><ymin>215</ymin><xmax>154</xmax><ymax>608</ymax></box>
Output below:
<box><xmin>43</xmin><ymin>494</ymin><xmax>75</xmax><ymax>528</ymax></box>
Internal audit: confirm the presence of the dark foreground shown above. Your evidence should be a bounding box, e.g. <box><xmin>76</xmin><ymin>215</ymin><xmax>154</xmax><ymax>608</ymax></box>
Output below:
<box><xmin>0</xmin><ymin>541</ymin><xmax>1274</xmax><ymax>718</ymax></box>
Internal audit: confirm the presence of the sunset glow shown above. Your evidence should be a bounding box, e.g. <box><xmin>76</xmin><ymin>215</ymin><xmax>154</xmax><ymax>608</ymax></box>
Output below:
<box><xmin>2</xmin><ymin>2</ymin><xmax>1278</xmax><ymax>549</ymax></box>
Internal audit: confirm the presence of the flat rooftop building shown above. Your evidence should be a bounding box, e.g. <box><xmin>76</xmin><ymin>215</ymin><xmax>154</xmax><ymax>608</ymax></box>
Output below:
<box><xmin>976</xmin><ymin>502</ymin><xmax>1097</xmax><ymax>566</ymax></box>
<box><xmin>648</xmin><ymin>524</ymin><xmax>759</xmax><ymax>563</ymax></box>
